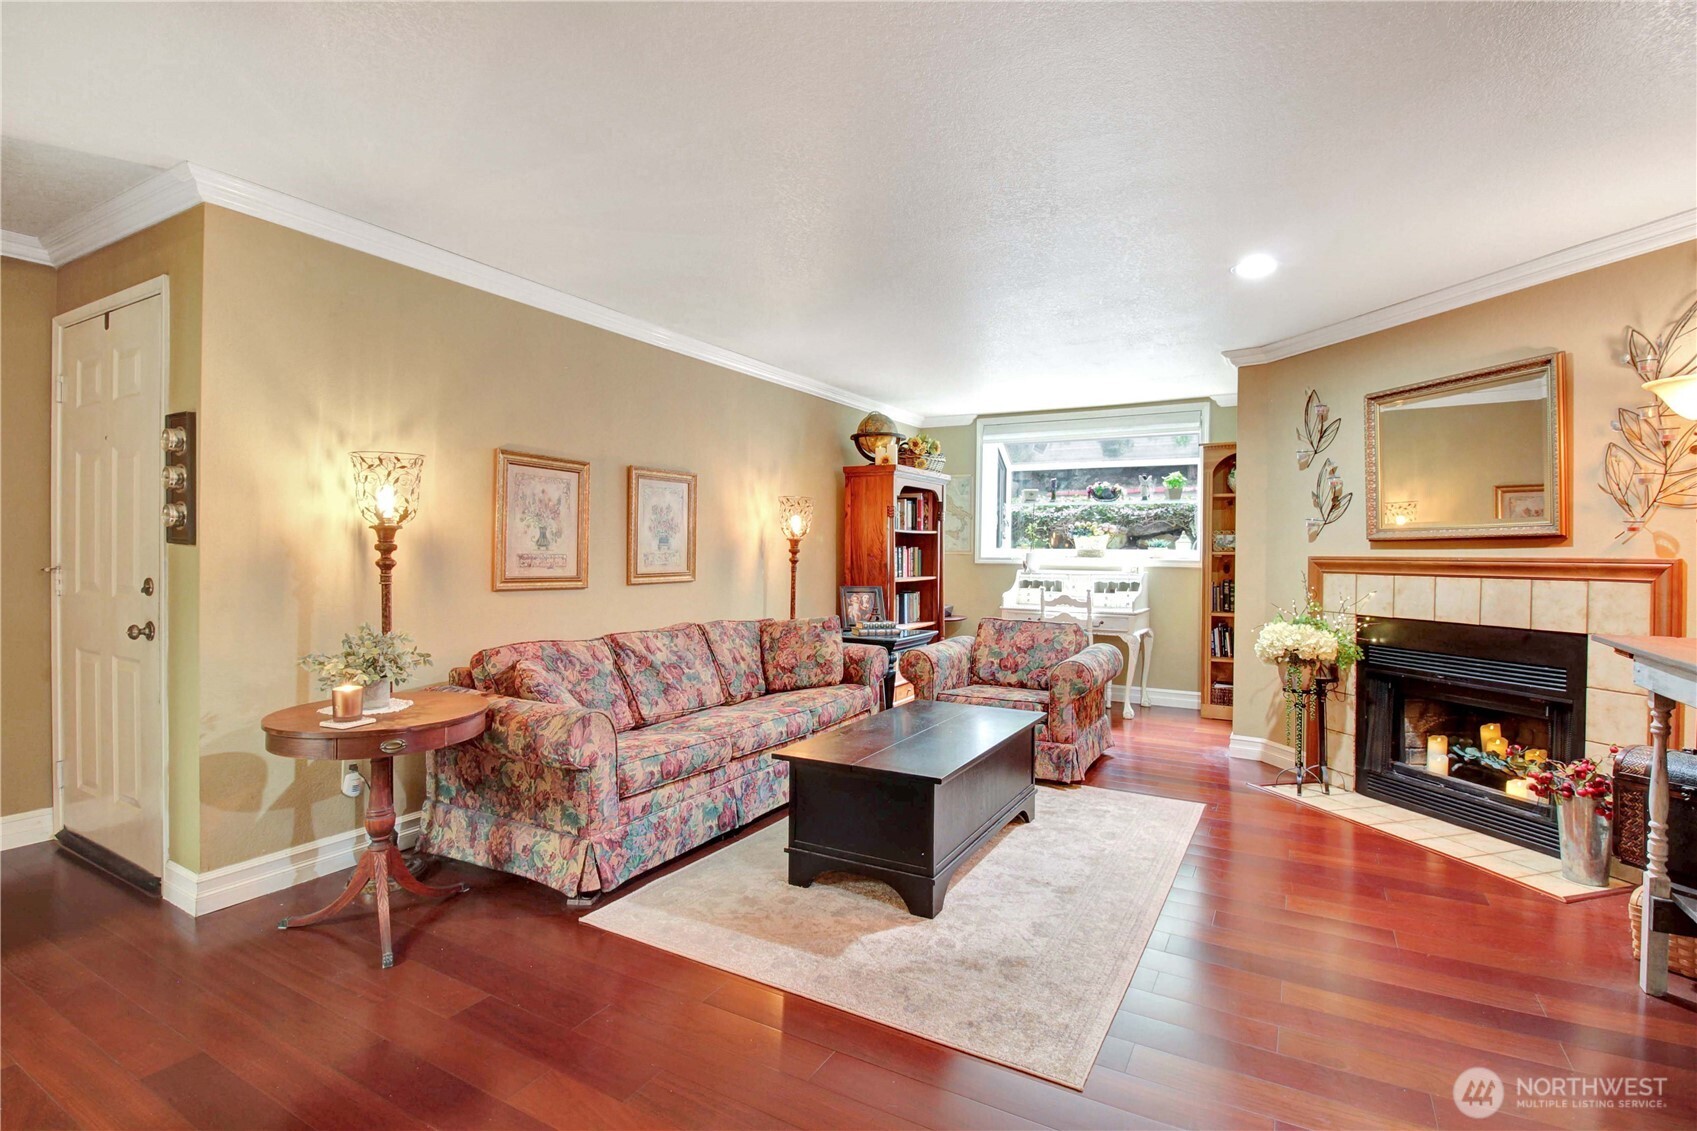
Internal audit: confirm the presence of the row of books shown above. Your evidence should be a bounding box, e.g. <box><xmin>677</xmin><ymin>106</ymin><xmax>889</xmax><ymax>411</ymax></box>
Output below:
<box><xmin>1211</xmin><ymin>578</ymin><xmax>1236</xmax><ymax>612</ymax></box>
<box><xmin>1210</xmin><ymin>623</ymin><xmax>1235</xmax><ymax>658</ymax></box>
<box><xmin>896</xmin><ymin>494</ymin><xmax>939</xmax><ymax>531</ymax></box>
<box><xmin>893</xmin><ymin>546</ymin><xmax>926</xmax><ymax>578</ymax></box>
<box><xmin>894</xmin><ymin>590</ymin><xmax>925</xmax><ymax>625</ymax></box>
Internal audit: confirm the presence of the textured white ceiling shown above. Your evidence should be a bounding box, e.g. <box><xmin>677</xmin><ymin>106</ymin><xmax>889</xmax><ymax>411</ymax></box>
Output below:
<box><xmin>0</xmin><ymin>138</ymin><xmax>161</xmax><ymax>236</ymax></box>
<box><xmin>3</xmin><ymin>2</ymin><xmax>1693</xmax><ymax>419</ymax></box>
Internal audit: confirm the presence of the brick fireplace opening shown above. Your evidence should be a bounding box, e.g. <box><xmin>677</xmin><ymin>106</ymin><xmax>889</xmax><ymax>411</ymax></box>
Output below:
<box><xmin>1354</xmin><ymin>616</ymin><xmax>1588</xmax><ymax>854</ymax></box>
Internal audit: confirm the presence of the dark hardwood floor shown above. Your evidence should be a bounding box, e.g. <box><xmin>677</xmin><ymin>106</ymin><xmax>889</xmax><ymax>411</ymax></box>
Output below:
<box><xmin>4</xmin><ymin>708</ymin><xmax>1694</xmax><ymax>1130</ymax></box>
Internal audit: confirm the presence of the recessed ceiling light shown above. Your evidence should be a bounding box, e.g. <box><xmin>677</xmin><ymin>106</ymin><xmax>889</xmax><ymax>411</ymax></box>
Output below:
<box><xmin>1232</xmin><ymin>253</ymin><xmax>1278</xmax><ymax>280</ymax></box>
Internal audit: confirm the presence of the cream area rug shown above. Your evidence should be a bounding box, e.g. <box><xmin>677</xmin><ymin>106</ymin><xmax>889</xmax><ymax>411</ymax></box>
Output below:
<box><xmin>582</xmin><ymin>786</ymin><xmax>1203</xmax><ymax>1089</ymax></box>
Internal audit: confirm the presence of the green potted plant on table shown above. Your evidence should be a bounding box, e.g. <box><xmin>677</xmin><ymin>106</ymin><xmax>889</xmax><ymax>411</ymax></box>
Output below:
<box><xmin>1162</xmin><ymin>471</ymin><xmax>1187</xmax><ymax>500</ymax></box>
<box><xmin>301</xmin><ymin>624</ymin><xmax>432</xmax><ymax>712</ymax></box>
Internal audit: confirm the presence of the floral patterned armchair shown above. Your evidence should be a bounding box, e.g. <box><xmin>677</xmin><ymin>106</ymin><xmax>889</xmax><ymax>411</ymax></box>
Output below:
<box><xmin>898</xmin><ymin>618</ymin><xmax>1122</xmax><ymax>782</ymax></box>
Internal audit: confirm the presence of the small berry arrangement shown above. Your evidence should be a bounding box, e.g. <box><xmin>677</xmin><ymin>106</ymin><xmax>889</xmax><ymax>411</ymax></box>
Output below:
<box><xmin>1523</xmin><ymin>751</ymin><xmax>1615</xmax><ymax>821</ymax></box>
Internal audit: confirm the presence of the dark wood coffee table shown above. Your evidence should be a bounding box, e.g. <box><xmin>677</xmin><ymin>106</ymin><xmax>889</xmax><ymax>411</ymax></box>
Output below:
<box><xmin>774</xmin><ymin>700</ymin><xmax>1039</xmax><ymax>917</ymax></box>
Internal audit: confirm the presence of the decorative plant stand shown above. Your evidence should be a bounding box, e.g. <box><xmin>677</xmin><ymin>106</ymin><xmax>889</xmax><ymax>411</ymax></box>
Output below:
<box><xmin>1273</xmin><ymin>663</ymin><xmax>1335</xmax><ymax>795</ymax></box>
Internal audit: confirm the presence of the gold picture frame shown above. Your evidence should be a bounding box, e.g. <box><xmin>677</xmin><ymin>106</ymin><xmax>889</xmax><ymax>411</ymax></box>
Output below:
<box><xmin>492</xmin><ymin>448</ymin><xmax>590</xmax><ymax>590</ymax></box>
<box><xmin>627</xmin><ymin>466</ymin><xmax>697</xmax><ymax>584</ymax></box>
<box><xmin>1364</xmin><ymin>352</ymin><xmax>1571</xmax><ymax>542</ymax></box>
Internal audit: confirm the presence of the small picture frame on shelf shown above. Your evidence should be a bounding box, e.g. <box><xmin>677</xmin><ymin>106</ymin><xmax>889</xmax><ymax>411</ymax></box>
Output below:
<box><xmin>840</xmin><ymin>585</ymin><xmax>886</xmax><ymax>629</ymax></box>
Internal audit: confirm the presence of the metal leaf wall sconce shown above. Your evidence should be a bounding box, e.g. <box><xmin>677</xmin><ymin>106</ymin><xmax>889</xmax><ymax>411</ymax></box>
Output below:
<box><xmin>1296</xmin><ymin>389</ymin><xmax>1339</xmax><ymax>470</ymax></box>
<box><xmin>1600</xmin><ymin>296</ymin><xmax>1697</xmax><ymax>539</ymax></box>
<box><xmin>1307</xmin><ymin>457</ymin><xmax>1351</xmax><ymax>541</ymax></box>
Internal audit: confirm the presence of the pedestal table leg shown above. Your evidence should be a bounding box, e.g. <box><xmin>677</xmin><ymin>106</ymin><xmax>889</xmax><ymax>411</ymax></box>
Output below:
<box><xmin>277</xmin><ymin>755</ymin><xmax>467</xmax><ymax>968</ymax></box>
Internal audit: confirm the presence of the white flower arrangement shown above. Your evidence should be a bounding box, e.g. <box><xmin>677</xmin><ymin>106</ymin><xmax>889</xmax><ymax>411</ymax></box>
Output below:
<box><xmin>1252</xmin><ymin>594</ymin><xmax>1363</xmax><ymax>675</ymax></box>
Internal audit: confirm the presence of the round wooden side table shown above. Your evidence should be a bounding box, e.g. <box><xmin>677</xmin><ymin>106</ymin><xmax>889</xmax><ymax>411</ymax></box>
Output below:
<box><xmin>261</xmin><ymin>687</ymin><xmax>489</xmax><ymax>968</ymax></box>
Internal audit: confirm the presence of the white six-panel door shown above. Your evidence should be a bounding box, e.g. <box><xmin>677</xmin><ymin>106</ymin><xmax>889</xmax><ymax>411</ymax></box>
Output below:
<box><xmin>55</xmin><ymin>291</ymin><xmax>166</xmax><ymax>878</ymax></box>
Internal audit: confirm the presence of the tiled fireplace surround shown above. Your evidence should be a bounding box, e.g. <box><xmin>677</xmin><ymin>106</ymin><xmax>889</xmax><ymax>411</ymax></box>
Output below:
<box><xmin>1307</xmin><ymin>557</ymin><xmax>1686</xmax><ymax>793</ymax></box>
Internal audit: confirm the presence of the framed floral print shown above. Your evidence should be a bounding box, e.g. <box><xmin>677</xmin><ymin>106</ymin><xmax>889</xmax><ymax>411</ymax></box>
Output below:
<box><xmin>492</xmin><ymin>448</ymin><xmax>590</xmax><ymax>590</ymax></box>
<box><xmin>627</xmin><ymin>466</ymin><xmax>697</xmax><ymax>584</ymax></box>
<box><xmin>1494</xmin><ymin>484</ymin><xmax>1547</xmax><ymax>522</ymax></box>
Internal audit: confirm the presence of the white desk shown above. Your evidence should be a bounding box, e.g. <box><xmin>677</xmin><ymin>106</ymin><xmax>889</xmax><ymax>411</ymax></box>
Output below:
<box><xmin>1593</xmin><ymin>633</ymin><xmax>1697</xmax><ymax>997</ymax></box>
<box><xmin>1000</xmin><ymin>565</ymin><xmax>1153</xmax><ymax>719</ymax></box>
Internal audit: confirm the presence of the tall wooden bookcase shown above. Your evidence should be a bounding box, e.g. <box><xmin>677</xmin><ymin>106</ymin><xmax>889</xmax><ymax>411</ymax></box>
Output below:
<box><xmin>1199</xmin><ymin>443</ymin><xmax>1237</xmax><ymax>721</ymax></box>
<box><xmin>841</xmin><ymin>464</ymin><xmax>949</xmax><ymax>630</ymax></box>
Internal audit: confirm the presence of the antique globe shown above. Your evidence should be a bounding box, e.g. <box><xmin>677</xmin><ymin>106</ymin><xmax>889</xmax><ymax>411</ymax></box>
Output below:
<box><xmin>850</xmin><ymin>411</ymin><xmax>906</xmax><ymax>463</ymax></box>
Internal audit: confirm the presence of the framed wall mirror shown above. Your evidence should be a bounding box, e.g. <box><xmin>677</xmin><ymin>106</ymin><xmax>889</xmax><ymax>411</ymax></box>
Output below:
<box><xmin>1365</xmin><ymin>353</ymin><xmax>1570</xmax><ymax>541</ymax></box>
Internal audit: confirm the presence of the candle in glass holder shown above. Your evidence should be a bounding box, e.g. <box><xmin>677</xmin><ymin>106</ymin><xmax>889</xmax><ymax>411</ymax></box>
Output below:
<box><xmin>332</xmin><ymin>682</ymin><xmax>365</xmax><ymax>722</ymax></box>
<box><xmin>1505</xmin><ymin>779</ymin><xmax>1534</xmax><ymax>802</ymax></box>
<box><xmin>1426</xmin><ymin>735</ymin><xmax>1449</xmax><ymax>776</ymax></box>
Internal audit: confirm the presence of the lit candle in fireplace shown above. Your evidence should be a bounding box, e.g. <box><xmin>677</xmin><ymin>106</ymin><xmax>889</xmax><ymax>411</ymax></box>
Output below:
<box><xmin>1479</xmin><ymin>722</ymin><xmax>1502</xmax><ymax>747</ymax></box>
<box><xmin>1504</xmin><ymin>779</ymin><xmax>1534</xmax><ymax>802</ymax></box>
<box><xmin>1426</xmin><ymin>735</ymin><xmax>1449</xmax><ymax>776</ymax></box>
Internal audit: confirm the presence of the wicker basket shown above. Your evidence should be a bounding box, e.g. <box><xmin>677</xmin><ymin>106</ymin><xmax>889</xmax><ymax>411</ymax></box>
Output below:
<box><xmin>1628</xmin><ymin>885</ymin><xmax>1697</xmax><ymax>978</ymax></box>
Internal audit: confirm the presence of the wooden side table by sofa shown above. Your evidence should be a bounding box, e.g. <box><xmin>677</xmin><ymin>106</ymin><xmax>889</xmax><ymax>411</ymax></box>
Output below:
<box><xmin>261</xmin><ymin>687</ymin><xmax>488</xmax><ymax>968</ymax></box>
<box><xmin>843</xmin><ymin>628</ymin><xmax>937</xmax><ymax>709</ymax></box>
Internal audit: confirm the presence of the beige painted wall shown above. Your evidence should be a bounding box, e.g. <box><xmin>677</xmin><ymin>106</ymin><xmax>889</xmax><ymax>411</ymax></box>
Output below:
<box><xmin>928</xmin><ymin>402</ymin><xmax>1236</xmax><ymax>697</ymax></box>
<box><xmin>195</xmin><ymin>206</ymin><xmax>865</xmax><ymax>869</ymax></box>
<box><xmin>50</xmin><ymin>207</ymin><xmax>207</xmax><ymax>867</ymax></box>
<box><xmin>1235</xmin><ymin>241</ymin><xmax>1697</xmax><ymax>749</ymax></box>
<box><xmin>1380</xmin><ymin>398</ymin><xmax>1545</xmax><ymax>527</ymax></box>
<box><xmin>2</xmin><ymin>257</ymin><xmax>58</xmax><ymax>816</ymax></box>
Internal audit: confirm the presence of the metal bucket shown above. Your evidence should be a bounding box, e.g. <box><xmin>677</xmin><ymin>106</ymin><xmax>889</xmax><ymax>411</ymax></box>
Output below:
<box><xmin>1557</xmin><ymin>794</ymin><xmax>1611</xmax><ymax>887</ymax></box>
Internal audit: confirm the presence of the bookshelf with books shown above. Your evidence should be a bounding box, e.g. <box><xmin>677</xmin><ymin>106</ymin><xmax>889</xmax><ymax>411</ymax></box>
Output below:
<box><xmin>842</xmin><ymin>463</ymin><xmax>948</xmax><ymax>632</ymax></box>
<box><xmin>1199</xmin><ymin>442</ymin><xmax>1237</xmax><ymax>720</ymax></box>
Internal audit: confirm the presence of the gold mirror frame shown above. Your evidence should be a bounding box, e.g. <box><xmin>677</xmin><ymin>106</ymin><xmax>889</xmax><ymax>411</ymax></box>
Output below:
<box><xmin>1364</xmin><ymin>352</ymin><xmax>1571</xmax><ymax>542</ymax></box>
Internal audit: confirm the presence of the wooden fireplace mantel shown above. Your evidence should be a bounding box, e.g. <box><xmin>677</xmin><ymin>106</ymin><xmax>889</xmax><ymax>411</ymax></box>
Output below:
<box><xmin>1306</xmin><ymin>557</ymin><xmax>1686</xmax><ymax>637</ymax></box>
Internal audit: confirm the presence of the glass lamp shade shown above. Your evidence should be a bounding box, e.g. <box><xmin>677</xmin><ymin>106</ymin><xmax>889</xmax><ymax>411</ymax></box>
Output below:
<box><xmin>1644</xmin><ymin>375</ymin><xmax>1697</xmax><ymax>420</ymax></box>
<box><xmin>350</xmin><ymin>451</ymin><xmax>425</xmax><ymax>527</ymax></box>
<box><xmin>779</xmin><ymin>496</ymin><xmax>813</xmax><ymax>541</ymax></box>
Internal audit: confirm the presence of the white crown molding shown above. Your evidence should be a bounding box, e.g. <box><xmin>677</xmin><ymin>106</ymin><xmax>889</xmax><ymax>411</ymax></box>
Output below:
<box><xmin>38</xmin><ymin>164</ymin><xmax>203</xmax><ymax>267</ymax></box>
<box><xmin>1223</xmin><ymin>209</ymin><xmax>1697</xmax><ymax>367</ymax></box>
<box><xmin>1</xmin><ymin>231</ymin><xmax>54</xmax><ymax>265</ymax></box>
<box><xmin>1209</xmin><ymin>392</ymin><xmax>1238</xmax><ymax>408</ymax></box>
<box><xmin>0</xmin><ymin>808</ymin><xmax>55</xmax><ymax>851</ymax></box>
<box><xmin>163</xmin><ymin>810</ymin><xmax>422</xmax><ymax>917</ymax></box>
<box><xmin>919</xmin><ymin>413</ymin><xmax>977</xmax><ymax>429</ymax></box>
<box><xmin>21</xmin><ymin>161</ymin><xmax>921</xmax><ymax>427</ymax></box>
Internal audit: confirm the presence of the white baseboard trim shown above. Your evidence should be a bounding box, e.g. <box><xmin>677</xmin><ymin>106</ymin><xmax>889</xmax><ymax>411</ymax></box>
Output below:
<box><xmin>1227</xmin><ymin>734</ymin><xmax>1296</xmax><ymax>764</ymax></box>
<box><xmin>1109</xmin><ymin>686</ymin><xmax>1202</xmax><ymax>711</ymax></box>
<box><xmin>1</xmin><ymin>808</ymin><xmax>55</xmax><ymax>851</ymax></box>
<box><xmin>163</xmin><ymin>811</ymin><xmax>423</xmax><ymax>917</ymax></box>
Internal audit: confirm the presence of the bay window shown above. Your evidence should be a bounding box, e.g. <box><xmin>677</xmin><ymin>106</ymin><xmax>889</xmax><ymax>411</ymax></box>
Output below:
<box><xmin>974</xmin><ymin>405</ymin><xmax>1209</xmax><ymax>563</ymax></box>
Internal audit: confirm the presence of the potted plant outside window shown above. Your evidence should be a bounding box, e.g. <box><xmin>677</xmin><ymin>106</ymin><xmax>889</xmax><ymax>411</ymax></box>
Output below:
<box><xmin>1071</xmin><ymin>522</ymin><xmax>1113</xmax><ymax>556</ymax></box>
<box><xmin>1163</xmin><ymin>471</ymin><xmax>1187</xmax><ymax>500</ymax></box>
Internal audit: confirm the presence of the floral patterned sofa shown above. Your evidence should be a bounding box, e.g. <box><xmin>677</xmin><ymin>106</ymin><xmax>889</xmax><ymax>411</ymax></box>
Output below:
<box><xmin>419</xmin><ymin>617</ymin><xmax>886</xmax><ymax>898</ymax></box>
<box><xmin>898</xmin><ymin>618</ymin><xmax>1122</xmax><ymax>783</ymax></box>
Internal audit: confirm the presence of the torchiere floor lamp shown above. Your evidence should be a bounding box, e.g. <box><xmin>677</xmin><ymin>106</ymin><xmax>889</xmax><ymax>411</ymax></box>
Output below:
<box><xmin>779</xmin><ymin>496</ymin><xmax>813</xmax><ymax>618</ymax></box>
